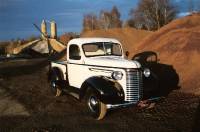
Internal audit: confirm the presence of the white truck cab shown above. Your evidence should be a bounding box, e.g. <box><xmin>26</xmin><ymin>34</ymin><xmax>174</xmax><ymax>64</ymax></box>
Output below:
<box><xmin>49</xmin><ymin>38</ymin><xmax>150</xmax><ymax>120</ymax></box>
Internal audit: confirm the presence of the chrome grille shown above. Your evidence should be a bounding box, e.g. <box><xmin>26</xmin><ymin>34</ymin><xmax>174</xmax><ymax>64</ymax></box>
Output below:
<box><xmin>125</xmin><ymin>69</ymin><xmax>143</xmax><ymax>103</ymax></box>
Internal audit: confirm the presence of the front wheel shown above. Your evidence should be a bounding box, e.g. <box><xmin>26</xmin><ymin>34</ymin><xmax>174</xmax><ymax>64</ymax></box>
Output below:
<box><xmin>86</xmin><ymin>89</ymin><xmax>107</xmax><ymax>120</ymax></box>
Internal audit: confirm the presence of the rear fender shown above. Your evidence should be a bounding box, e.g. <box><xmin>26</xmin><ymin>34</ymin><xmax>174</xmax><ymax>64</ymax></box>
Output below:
<box><xmin>48</xmin><ymin>67</ymin><xmax>64</xmax><ymax>81</ymax></box>
<box><xmin>48</xmin><ymin>67</ymin><xmax>65</xmax><ymax>88</ymax></box>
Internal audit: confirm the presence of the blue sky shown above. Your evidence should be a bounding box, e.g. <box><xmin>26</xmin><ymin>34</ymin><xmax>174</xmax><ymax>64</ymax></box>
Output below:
<box><xmin>0</xmin><ymin>0</ymin><xmax>199</xmax><ymax>41</ymax></box>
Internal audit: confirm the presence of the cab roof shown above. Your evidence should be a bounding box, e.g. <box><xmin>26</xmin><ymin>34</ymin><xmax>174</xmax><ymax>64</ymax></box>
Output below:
<box><xmin>68</xmin><ymin>38</ymin><xmax>121</xmax><ymax>46</ymax></box>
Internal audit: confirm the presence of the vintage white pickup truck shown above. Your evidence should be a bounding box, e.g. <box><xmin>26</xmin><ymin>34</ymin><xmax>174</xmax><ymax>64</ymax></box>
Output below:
<box><xmin>48</xmin><ymin>38</ymin><xmax>151</xmax><ymax>120</ymax></box>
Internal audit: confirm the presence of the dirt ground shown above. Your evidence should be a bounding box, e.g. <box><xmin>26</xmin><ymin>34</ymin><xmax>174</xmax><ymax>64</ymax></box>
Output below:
<box><xmin>0</xmin><ymin>60</ymin><xmax>199</xmax><ymax>132</ymax></box>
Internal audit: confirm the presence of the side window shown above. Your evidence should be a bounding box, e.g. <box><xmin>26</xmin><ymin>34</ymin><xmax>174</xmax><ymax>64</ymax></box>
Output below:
<box><xmin>69</xmin><ymin>45</ymin><xmax>81</xmax><ymax>60</ymax></box>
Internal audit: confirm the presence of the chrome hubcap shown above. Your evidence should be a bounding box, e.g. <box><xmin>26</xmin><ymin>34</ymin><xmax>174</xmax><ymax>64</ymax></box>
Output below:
<box><xmin>88</xmin><ymin>96</ymin><xmax>98</xmax><ymax>112</ymax></box>
<box><xmin>51</xmin><ymin>82</ymin><xmax>56</xmax><ymax>88</ymax></box>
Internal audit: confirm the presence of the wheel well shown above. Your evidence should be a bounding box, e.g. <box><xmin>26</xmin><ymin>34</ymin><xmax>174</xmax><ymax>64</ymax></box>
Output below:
<box><xmin>79</xmin><ymin>82</ymin><xmax>92</xmax><ymax>101</ymax></box>
<box><xmin>48</xmin><ymin>67</ymin><xmax>64</xmax><ymax>81</ymax></box>
<box><xmin>79</xmin><ymin>79</ymin><xmax>104</xmax><ymax>101</ymax></box>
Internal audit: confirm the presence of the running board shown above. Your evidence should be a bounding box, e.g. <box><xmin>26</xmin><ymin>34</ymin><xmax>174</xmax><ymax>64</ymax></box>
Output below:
<box><xmin>63</xmin><ymin>88</ymin><xmax>80</xmax><ymax>99</ymax></box>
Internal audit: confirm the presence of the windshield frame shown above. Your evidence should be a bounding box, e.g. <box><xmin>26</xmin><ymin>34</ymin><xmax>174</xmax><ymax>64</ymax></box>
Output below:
<box><xmin>82</xmin><ymin>42</ymin><xmax>123</xmax><ymax>57</ymax></box>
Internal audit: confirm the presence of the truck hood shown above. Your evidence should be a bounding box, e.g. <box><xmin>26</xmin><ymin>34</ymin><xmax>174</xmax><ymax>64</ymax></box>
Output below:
<box><xmin>84</xmin><ymin>56</ymin><xmax>141</xmax><ymax>69</ymax></box>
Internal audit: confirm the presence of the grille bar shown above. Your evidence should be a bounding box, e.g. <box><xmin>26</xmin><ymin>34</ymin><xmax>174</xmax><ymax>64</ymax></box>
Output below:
<box><xmin>125</xmin><ymin>69</ymin><xmax>143</xmax><ymax>103</ymax></box>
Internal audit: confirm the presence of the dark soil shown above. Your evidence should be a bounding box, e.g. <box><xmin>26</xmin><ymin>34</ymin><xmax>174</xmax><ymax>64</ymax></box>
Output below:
<box><xmin>0</xmin><ymin>60</ymin><xmax>199</xmax><ymax>132</ymax></box>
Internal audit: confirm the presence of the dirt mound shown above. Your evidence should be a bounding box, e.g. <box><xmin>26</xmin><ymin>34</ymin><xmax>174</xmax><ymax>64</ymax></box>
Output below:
<box><xmin>131</xmin><ymin>13</ymin><xmax>200</xmax><ymax>94</ymax></box>
<box><xmin>81</xmin><ymin>14</ymin><xmax>200</xmax><ymax>95</ymax></box>
<box><xmin>81</xmin><ymin>28</ymin><xmax>152</xmax><ymax>52</ymax></box>
<box><xmin>132</xmin><ymin>13</ymin><xmax>200</xmax><ymax>53</ymax></box>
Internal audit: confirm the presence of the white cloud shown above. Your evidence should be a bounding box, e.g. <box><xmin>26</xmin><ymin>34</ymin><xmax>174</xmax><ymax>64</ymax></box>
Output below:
<box><xmin>177</xmin><ymin>12</ymin><xmax>191</xmax><ymax>17</ymax></box>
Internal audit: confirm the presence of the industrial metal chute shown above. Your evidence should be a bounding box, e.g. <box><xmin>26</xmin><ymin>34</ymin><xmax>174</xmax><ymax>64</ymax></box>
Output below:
<box><xmin>50</xmin><ymin>21</ymin><xmax>57</xmax><ymax>39</ymax></box>
<box><xmin>12</xmin><ymin>20</ymin><xmax>67</xmax><ymax>56</ymax></box>
<box><xmin>12</xmin><ymin>39</ymin><xmax>41</xmax><ymax>54</ymax></box>
<box><xmin>40</xmin><ymin>20</ymin><xmax>67</xmax><ymax>53</ymax></box>
<box><xmin>49</xmin><ymin>39</ymin><xmax>66</xmax><ymax>52</ymax></box>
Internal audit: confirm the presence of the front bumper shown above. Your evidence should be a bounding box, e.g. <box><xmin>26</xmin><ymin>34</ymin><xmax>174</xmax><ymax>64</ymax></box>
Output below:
<box><xmin>106</xmin><ymin>102</ymin><xmax>137</xmax><ymax>109</ymax></box>
<box><xmin>106</xmin><ymin>96</ymin><xmax>163</xmax><ymax>109</ymax></box>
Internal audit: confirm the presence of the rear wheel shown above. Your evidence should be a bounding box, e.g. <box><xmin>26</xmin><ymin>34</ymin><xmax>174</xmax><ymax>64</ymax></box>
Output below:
<box><xmin>49</xmin><ymin>70</ymin><xmax>62</xmax><ymax>97</ymax></box>
<box><xmin>50</xmin><ymin>80</ymin><xmax>62</xmax><ymax>97</ymax></box>
<box><xmin>86</xmin><ymin>89</ymin><xmax>107</xmax><ymax>120</ymax></box>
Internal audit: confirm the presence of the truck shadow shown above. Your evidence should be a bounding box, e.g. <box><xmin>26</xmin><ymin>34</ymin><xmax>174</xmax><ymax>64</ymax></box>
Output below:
<box><xmin>192</xmin><ymin>99</ymin><xmax>200</xmax><ymax>132</ymax></box>
<box><xmin>132</xmin><ymin>51</ymin><xmax>180</xmax><ymax>98</ymax></box>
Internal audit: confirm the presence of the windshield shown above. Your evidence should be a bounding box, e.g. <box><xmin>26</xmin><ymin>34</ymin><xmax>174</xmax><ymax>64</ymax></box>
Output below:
<box><xmin>83</xmin><ymin>42</ymin><xmax>122</xmax><ymax>57</ymax></box>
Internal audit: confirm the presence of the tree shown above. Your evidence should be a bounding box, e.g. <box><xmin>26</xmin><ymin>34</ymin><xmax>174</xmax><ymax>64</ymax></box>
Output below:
<box><xmin>99</xmin><ymin>10</ymin><xmax>112</xmax><ymax>29</ymax></box>
<box><xmin>124</xmin><ymin>19</ymin><xmax>136</xmax><ymax>28</ymax></box>
<box><xmin>99</xmin><ymin>6</ymin><xmax>122</xmax><ymax>29</ymax></box>
<box><xmin>188</xmin><ymin>0</ymin><xmax>194</xmax><ymax>13</ymax></box>
<box><xmin>82</xmin><ymin>6</ymin><xmax>122</xmax><ymax>31</ymax></box>
<box><xmin>129</xmin><ymin>0</ymin><xmax>177</xmax><ymax>31</ymax></box>
<box><xmin>59</xmin><ymin>32</ymin><xmax>79</xmax><ymax>45</ymax></box>
<box><xmin>82</xmin><ymin>13</ymin><xmax>99</xmax><ymax>32</ymax></box>
<box><xmin>110</xmin><ymin>6</ymin><xmax>122</xmax><ymax>28</ymax></box>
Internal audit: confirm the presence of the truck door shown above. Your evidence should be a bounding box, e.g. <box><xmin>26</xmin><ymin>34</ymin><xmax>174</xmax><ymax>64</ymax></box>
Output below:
<box><xmin>67</xmin><ymin>44</ymin><xmax>85</xmax><ymax>88</ymax></box>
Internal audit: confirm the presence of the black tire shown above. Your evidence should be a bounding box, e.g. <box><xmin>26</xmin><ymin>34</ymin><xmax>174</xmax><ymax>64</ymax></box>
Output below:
<box><xmin>49</xmin><ymin>70</ymin><xmax>62</xmax><ymax>97</ymax></box>
<box><xmin>85</xmin><ymin>89</ymin><xmax>107</xmax><ymax>120</ymax></box>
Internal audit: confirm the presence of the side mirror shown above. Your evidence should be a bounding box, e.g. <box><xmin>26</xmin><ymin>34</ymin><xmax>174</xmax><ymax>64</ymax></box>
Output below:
<box><xmin>125</xmin><ymin>51</ymin><xmax>129</xmax><ymax>58</ymax></box>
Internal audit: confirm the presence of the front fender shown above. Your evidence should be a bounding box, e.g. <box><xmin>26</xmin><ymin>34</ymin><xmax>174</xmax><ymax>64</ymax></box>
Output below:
<box><xmin>80</xmin><ymin>76</ymin><xmax>124</xmax><ymax>104</ymax></box>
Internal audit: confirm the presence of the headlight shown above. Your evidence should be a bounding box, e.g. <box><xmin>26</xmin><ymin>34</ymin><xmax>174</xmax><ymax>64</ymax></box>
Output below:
<box><xmin>143</xmin><ymin>68</ymin><xmax>151</xmax><ymax>77</ymax></box>
<box><xmin>112</xmin><ymin>71</ymin><xmax>123</xmax><ymax>80</ymax></box>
